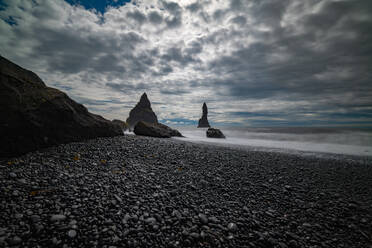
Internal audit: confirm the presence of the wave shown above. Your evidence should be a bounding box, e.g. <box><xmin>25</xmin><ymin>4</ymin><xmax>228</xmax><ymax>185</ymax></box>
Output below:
<box><xmin>172</xmin><ymin>127</ymin><xmax>372</xmax><ymax>157</ymax></box>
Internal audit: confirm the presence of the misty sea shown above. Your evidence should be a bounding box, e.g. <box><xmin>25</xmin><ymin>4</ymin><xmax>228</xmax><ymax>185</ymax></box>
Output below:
<box><xmin>170</xmin><ymin>126</ymin><xmax>372</xmax><ymax>157</ymax></box>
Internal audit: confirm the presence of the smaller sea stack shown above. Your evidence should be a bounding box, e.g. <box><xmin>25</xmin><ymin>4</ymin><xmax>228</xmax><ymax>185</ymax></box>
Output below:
<box><xmin>198</xmin><ymin>102</ymin><xmax>210</xmax><ymax>128</ymax></box>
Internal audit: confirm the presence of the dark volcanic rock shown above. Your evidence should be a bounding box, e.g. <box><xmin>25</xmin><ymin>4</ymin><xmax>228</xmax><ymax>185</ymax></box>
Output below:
<box><xmin>198</xmin><ymin>102</ymin><xmax>210</xmax><ymax>128</ymax></box>
<box><xmin>112</xmin><ymin>119</ymin><xmax>128</xmax><ymax>132</ymax></box>
<box><xmin>134</xmin><ymin>121</ymin><xmax>183</xmax><ymax>138</ymax></box>
<box><xmin>0</xmin><ymin>55</ymin><xmax>122</xmax><ymax>158</ymax></box>
<box><xmin>126</xmin><ymin>93</ymin><xmax>158</xmax><ymax>129</ymax></box>
<box><xmin>206</xmin><ymin>128</ymin><xmax>225</xmax><ymax>138</ymax></box>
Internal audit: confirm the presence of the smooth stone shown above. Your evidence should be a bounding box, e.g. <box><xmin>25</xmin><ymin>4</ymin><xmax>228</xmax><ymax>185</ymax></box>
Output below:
<box><xmin>30</xmin><ymin>215</ymin><xmax>41</xmax><ymax>222</ymax></box>
<box><xmin>172</xmin><ymin>210</ymin><xmax>182</xmax><ymax>219</ymax></box>
<box><xmin>114</xmin><ymin>194</ymin><xmax>122</xmax><ymax>203</ymax></box>
<box><xmin>14</xmin><ymin>213</ymin><xmax>23</xmax><ymax>219</ymax></box>
<box><xmin>182</xmin><ymin>230</ymin><xmax>189</xmax><ymax>236</ymax></box>
<box><xmin>52</xmin><ymin>237</ymin><xmax>59</xmax><ymax>245</ymax></box>
<box><xmin>190</xmin><ymin>232</ymin><xmax>200</xmax><ymax>239</ymax></box>
<box><xmin>198</xmin><ymin>213</ymin><xmax>208</xmax><ymax>224</ymax></box>
<box><xmin>9</xmin><ymin>172</ymin><xmax>17</xmax><ymax>178</ymax></box>
<box><xmin>10</xmin><ymin>236</ymin><xmax>22</xmax><ymax>245</ymax></box>
<box><xmin>51</xmin><ymin>214</ymin><xmax>66</xmax><ymax>222</ymax></box>
<box><xmin>145</xmin><ymin>217</ymin><xmax>156</xmax><ymax>224</ymax></box>
<box><xmin>208</xmin><ymin>217</ymin><xmax>219</xmax><ymax>223</ymax></box>
<box><xmin>17</xmin><ymin>179</ymin><xmax>27</xmax><ymax>184</ymax></box>
<box><xmin>227</xmin><ymin>223</ymin><xmax>238</xmax><ymax>232</ymax></box>
<box><xmin>68</xmin><ymin>230</ymin><xmax>77</xmax><ymax>238</ymax></box>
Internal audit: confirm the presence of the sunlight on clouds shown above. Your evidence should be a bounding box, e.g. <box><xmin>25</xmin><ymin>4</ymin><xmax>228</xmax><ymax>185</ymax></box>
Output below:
<box><xmin>1</xmin><ymin>0</ymin><xmax>371</xmax><ymax>126</ymax></box>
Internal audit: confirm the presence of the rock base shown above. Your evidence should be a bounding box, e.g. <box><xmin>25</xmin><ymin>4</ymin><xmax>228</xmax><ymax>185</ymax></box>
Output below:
<box><xmin>206</xmin><ymin>128</ymin><xmax>225</xmax><ymax>138</ymax></box>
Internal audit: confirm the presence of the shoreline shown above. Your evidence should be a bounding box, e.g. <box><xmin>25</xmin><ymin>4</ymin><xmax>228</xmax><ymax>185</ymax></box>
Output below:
<box><xmin>1</xmin><ymin>135</ymin><xmax>371</xmax><ymax>247</ymax></box>
<box><xmin>169</xmin><ymin>135</ymin><xmax>372</xmax><ymax>165</ymax></box>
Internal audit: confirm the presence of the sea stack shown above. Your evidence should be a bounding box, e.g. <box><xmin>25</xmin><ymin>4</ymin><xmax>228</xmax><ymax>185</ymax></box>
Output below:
<box><xmin>197</xmin><ymin>102</ymin><xmax>210</xmax><ymax>128</ymax></box>
<box><xmin>0</xmin><ymin>55</ymin><xmax>123</xmax><ymax>158</ymax></box>
<box><xmin>126</xmin><ymin>93</ymin><xmax>158</xmax><ymax>129</ymax></box>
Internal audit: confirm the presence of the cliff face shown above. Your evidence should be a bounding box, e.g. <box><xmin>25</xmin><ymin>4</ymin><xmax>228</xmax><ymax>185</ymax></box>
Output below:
<box><xmin>126</xmin><ymin>93</ymin><xmax>158</xmax><ymax>128</ymax></box>
<box><xmin>197</xmin><ymin>102</ymin><xmax>210</xmax><ymax>128</ymax></box>
<box><xmin>0</xmin><ymin>55</ymin><xmax>123</xmax><ymax>158</ymax></box>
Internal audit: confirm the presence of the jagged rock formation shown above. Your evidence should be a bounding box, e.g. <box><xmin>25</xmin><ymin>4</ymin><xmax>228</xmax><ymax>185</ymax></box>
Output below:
<box><xmin>134</xmin><ymin>121</ymin><xmax>183</xmax><ymax>138</ymax></box>
<box><xmin>206</xmin><ymin>128</ymin><xmax>225</xmax><ymax>138</ymax></box>
<box><xmin>112</xmin><ymin>119</ymin><xmax>128</xmax><ymax>132</ymax></box>
<box><xmin>0</xmin><ymin>55</ymin><xmax>123</xmax><ymax>158</ymax></box>
<box><xmin>126</xmin><ymin>93</ymin><xmax>158</xmax><ymax>129</ymax></box>
<box><xmin>198</xmin><ymin>102</ymin><xmax>210</xmax><ymax>128</ymax></box>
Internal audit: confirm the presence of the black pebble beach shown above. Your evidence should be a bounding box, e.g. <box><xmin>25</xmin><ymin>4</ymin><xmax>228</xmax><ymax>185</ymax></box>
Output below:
<box><xmin>1</xmin><ymin>135</ymin><xmax>371</xmax><ymax>247</ymax></box>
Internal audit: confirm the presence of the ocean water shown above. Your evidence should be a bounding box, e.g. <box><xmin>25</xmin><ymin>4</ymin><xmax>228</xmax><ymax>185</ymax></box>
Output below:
<box><xmin>171</xmin><ymin>126</ymin><xmax>372</xmax><ymax>157</ymax></box>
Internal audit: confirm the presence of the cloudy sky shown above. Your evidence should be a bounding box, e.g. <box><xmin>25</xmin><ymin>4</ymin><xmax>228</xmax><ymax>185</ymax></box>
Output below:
<box><xmin>1</xmin><ymin>0</ymin><xmax>372</xmax><ymax>126</ymax></box>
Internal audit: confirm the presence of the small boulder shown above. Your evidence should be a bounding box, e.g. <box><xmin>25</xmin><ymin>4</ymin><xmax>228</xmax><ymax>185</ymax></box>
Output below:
<box><xmin>134</xmin><ymin>121</ymin><xmax>183</xmax><ymax>138</ymax></box>
<box><xmin>112</xmin><ymin>119</ymin><xmax>128</xmax><ymax>132</ymax></box>
<box><xmin>206</xmin><ymin>128</ymin><xmax>225</xmax><ymax>138</ymax></box>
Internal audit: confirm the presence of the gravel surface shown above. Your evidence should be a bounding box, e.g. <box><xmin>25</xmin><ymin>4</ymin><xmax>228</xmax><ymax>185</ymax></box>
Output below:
<box><xmin>1</xmin><ymin>135</ymin><xmax>371</xmax><ymax>247</ymax></box>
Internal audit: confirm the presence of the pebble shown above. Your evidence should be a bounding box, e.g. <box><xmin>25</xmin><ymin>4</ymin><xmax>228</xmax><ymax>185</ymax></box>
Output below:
<box><xmin>208</xmin><ymin>216</ymin><xmax>219</xmax><ymax>223</ymax></box>
<box><xmin>145</xmin><ymin>217</ymin><xmax>156</xmax><ymax>224</ymax></box>
<box><xmin>14</xmin><ymin>213</ymin><xmax>23</xmax><ymax>219</ymax></box>
<box><xmin>198</xmin><ymin>213</ymin><xmax>208</xmax><ymax>224</ymax></box>
<box><xmin>51</xmin><ymin>215</ymin><xmax>67</xmax><ymax>222</ymax></box>
<box><xmin>227</xmin><ymin>223</ymin><xmax>238</xmax><ymax>232</ymax></box>
<box><xmin>172</xmin><ymin>210</ymin><xmax>182</xmax><ymax>219</ymax></box>
<box><xmin>10</xmin><ymin>236</ymin><xmax>22</xmax><ymax>245</ymax></box>
<box><xmin>190</xmin><ymin>232</ymin><xmax>200</xmax><ymax>239</ymax></box>
<box><xmin>9</xmin><ymin>172</ymin><xmax>17</xmax><ymax>178</ymax></box>
<box><xmin>30</xmin><ymin>215</ymin><xmax>41</xmax><ymax>222</ymax></box>
<box><xmin>68</xmin><ymin>230</ymin><xmax>77</xmax><ymax>238</ymax></box>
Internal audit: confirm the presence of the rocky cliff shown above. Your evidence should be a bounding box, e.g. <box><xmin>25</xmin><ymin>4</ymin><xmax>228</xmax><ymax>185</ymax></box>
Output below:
<box><xmin>126</xmin><ymin>93</ymin><xmax>158</xmax><ymax>128</ymax></box>
<box><xmin>197</xmin><ymin>102</ymin><xmax>210</xmax><ymax>128</ymax></box>
<box><xmin>0</xmin><ymin>55</ymin><xmax>123</xmax><ymax>158</ymax></box>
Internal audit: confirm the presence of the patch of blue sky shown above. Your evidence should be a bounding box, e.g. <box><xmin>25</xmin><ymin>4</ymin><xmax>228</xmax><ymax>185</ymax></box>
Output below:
<box><xmin>64</xmin><ymin>0</ymin><xmax>131</xmax><ymax>13</ymax></box>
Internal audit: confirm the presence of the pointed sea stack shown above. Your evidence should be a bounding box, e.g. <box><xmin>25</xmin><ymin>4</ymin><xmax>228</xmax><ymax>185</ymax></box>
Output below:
<box><xmin>0</xmin><ymin>55</ymin><xmax>122</xmax><ymax>158</ymax></box>
<box><xmin>126</xmin><ymin>93</ymin><xmax>158</xmax><ymax>129</ymax></box>
<box><xmin>197</xmin><ymin>102</ymin><xmax>210</xmax><ymax>128</ymax></box>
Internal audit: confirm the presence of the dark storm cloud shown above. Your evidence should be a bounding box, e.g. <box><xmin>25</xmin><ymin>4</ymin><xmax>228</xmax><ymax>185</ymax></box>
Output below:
<box><xmin>148</xmin><ymin>11</ymin><xmax>162</xmax><ymax>24</ymax></box>
<box><xmin>160</xmin><ymin>88</ymin><xmax>190</xmax><ymax>95</ymax></box>
<box><xmin>229</xmin><ymin>0</ymin><xmax>243</xmax><ymax>11</ymax></box>
<box><xmin>161</xmin><ymin>0</ymin><xmax>182</xmax><ymax>28</ymax></box>
<box><xmin>186</xmin><ymin>2</ymin><xmax>202</xmax><ymax>13</ymax></box>
<box><xmin>161</xmin><ymin>1</ymin><xmax>181</xmax><ymax>14</ymax></box>
<box><xmin>126</xmin><ymin>9</ymin><xmax>146</xmax><ymax>25</ymax></box>
<box><xmin>161</xmin><ymin>47</ymin><xmax>198</xmax><ymax>65</ymax></box>
<box><xmin>207</xmin><ymin>1</ymin><xmax>372</xmax><ymax>105</ymax></box>
<box><xmin>165</xmin><ymin>15</ymin><xmax>182</xmax><ymax>28</ymax></box>
<box><xmin>230</xmin><ymin>15</ymin><xmax>246</xmax><ymax>26</ymax></box>
<box><xmin>249</xmin><ymin>0</ymin><xmax>290</xmax><ymax>27</ymax></box>
<box><xmin>106</xmin><ymin>82</ymin><xmax>148</xmax><ymax>93</ymax></box>
<box><xmin>212</xmin><ymin>9</ymin><xmax>226</xmax><ymax>21</ymax></box>
<box><xmin>184</xmin><ymin>41</ymin><xmax>203</xmax><ymax>55</ymax></box>
<box><xmin>152</xmin><ymin>65</ymin><xmax>173</xmax><ymax>76</ymax></box>
<box><xmin>30</xmin><ymin>25</ymin><xmax>144</xmax><ymax>74</ymax></box>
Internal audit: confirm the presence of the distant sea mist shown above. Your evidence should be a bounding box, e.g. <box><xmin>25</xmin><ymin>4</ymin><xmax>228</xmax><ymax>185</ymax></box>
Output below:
<box><xmin>167</xmin><ymin>126</ymin><xmax>372</xmax><ymax>157</ymax></box>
